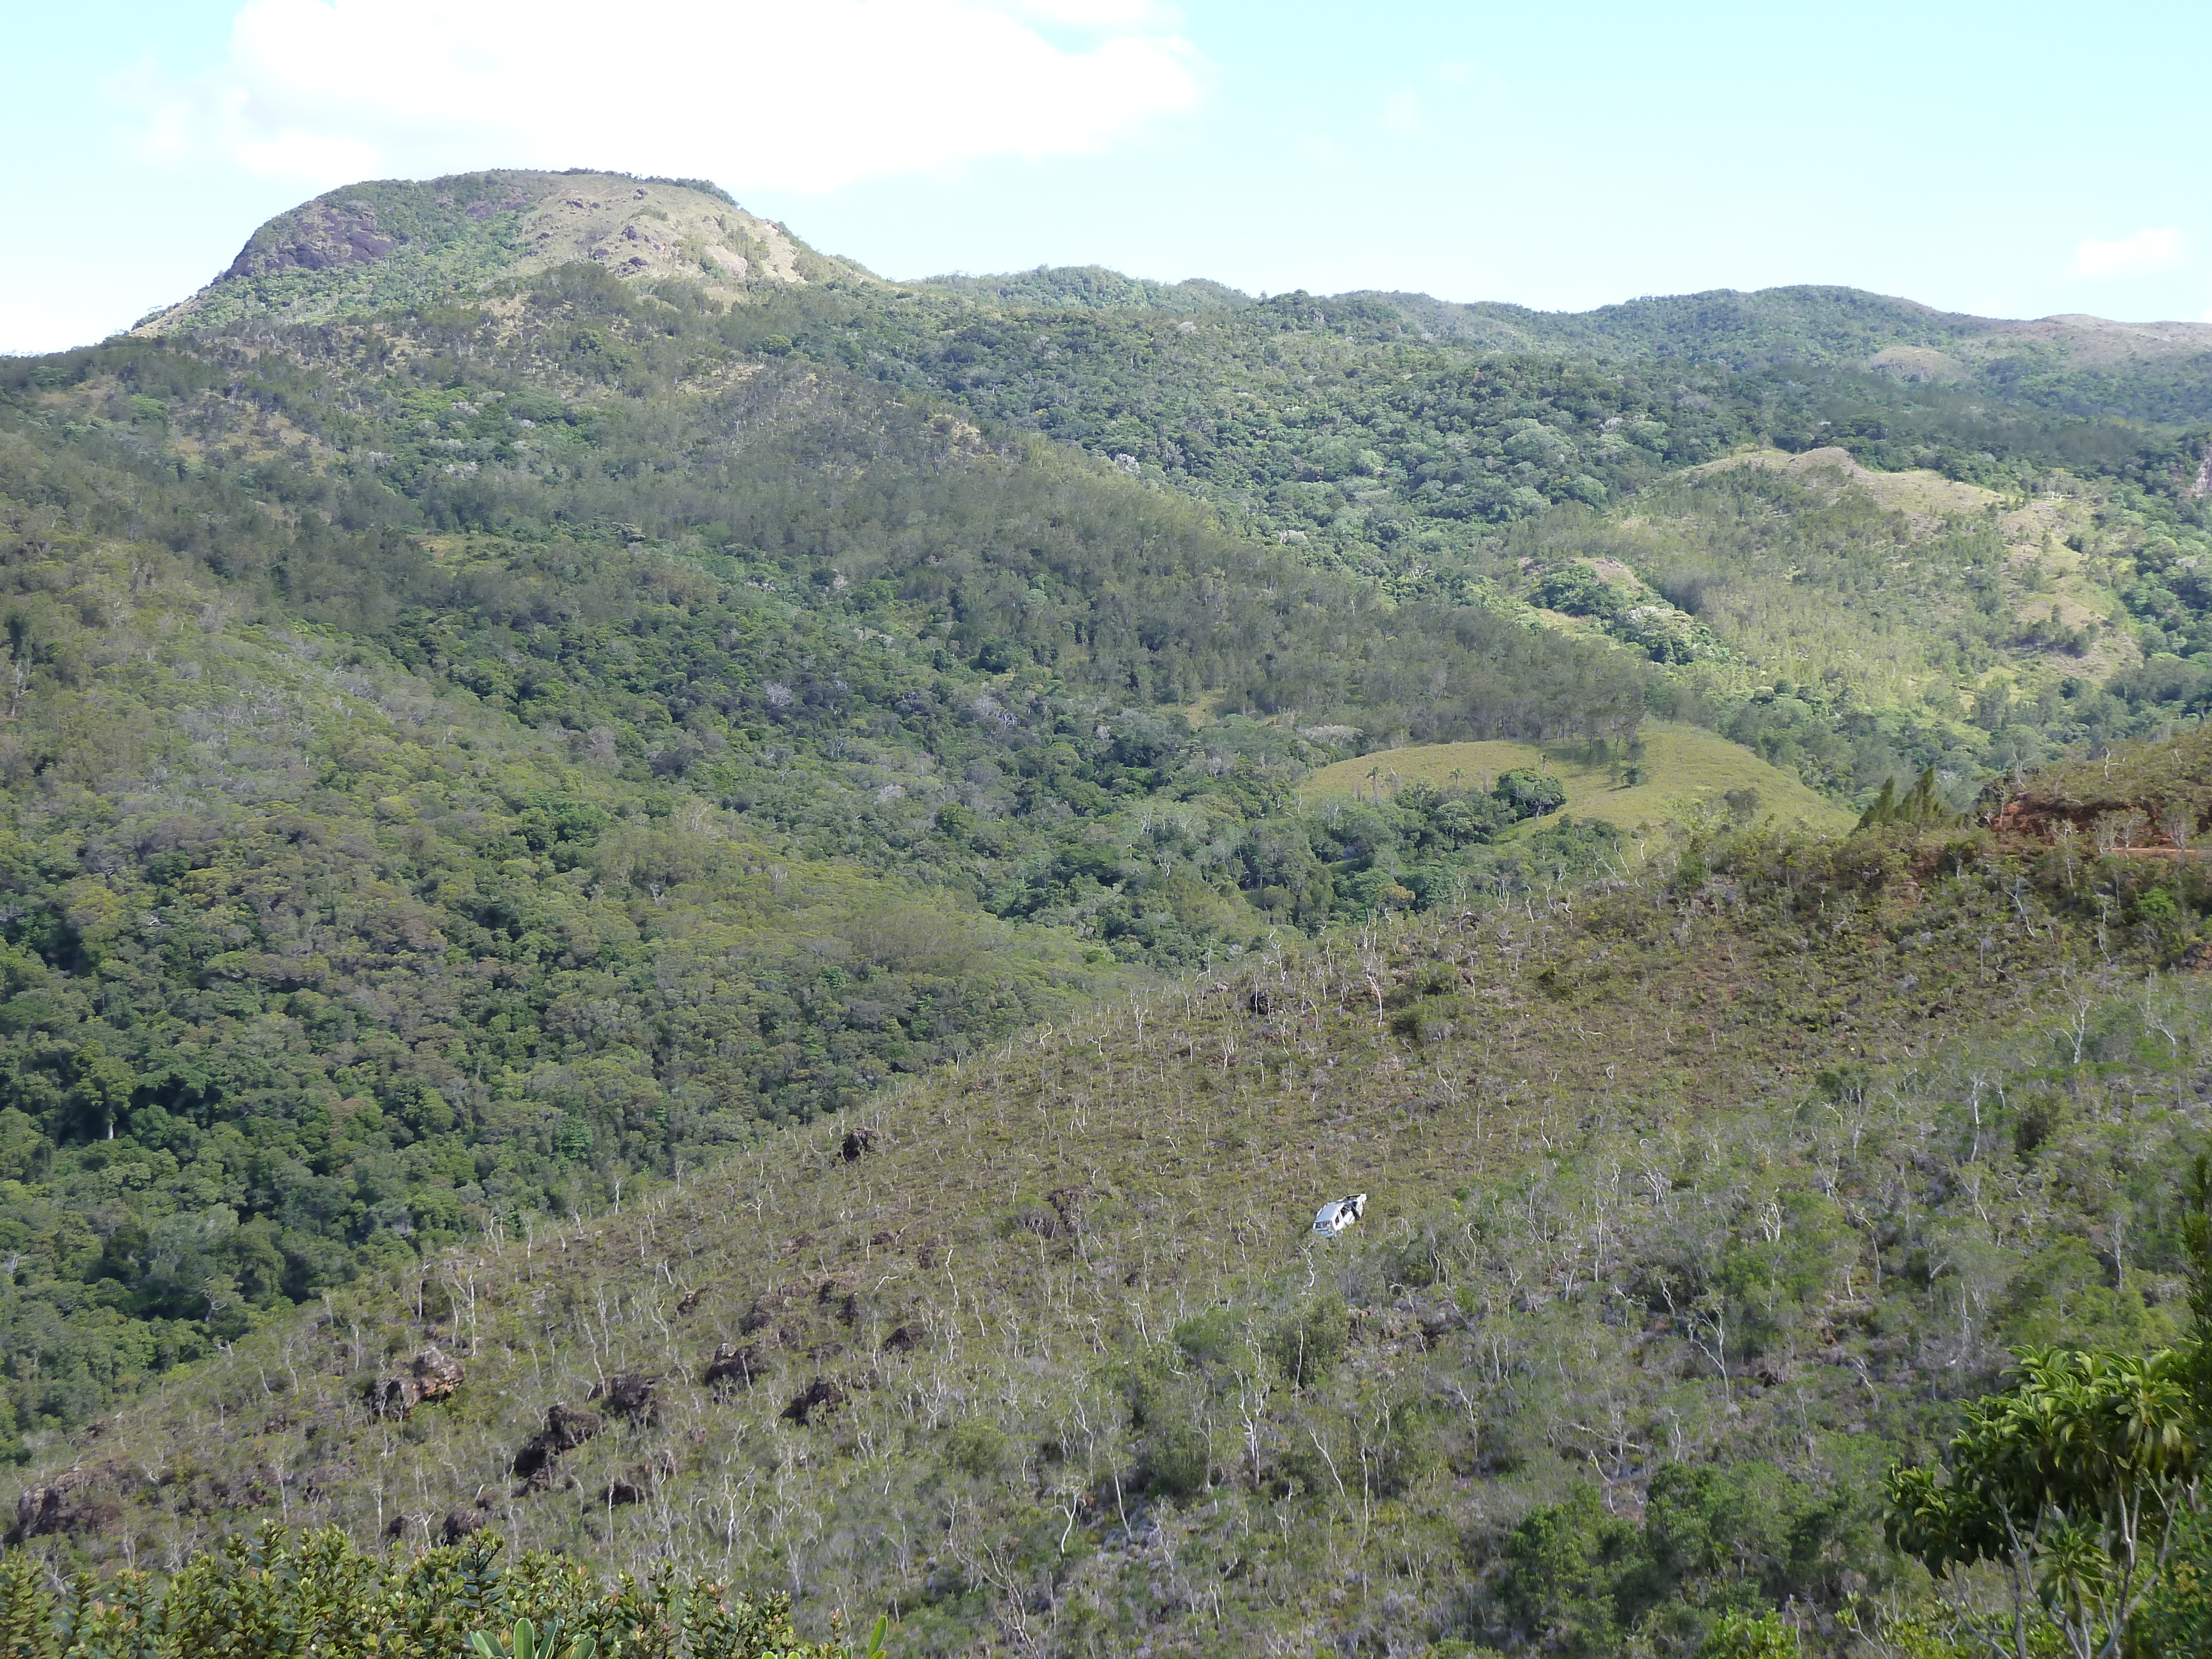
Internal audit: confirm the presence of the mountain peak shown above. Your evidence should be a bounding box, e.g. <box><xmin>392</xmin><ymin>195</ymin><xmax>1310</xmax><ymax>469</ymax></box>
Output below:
<box><xmin>136</xmin><ymin>168</ymin><xmax>873</xmax><ymax>336</ymax></box>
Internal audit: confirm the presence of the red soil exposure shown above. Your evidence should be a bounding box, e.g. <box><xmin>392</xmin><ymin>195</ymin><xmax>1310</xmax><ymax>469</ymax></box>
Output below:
<box><xmin>1988</xmin><ymin>796</ymin><xmax>2205</xmax><ymax>857</ymax></box>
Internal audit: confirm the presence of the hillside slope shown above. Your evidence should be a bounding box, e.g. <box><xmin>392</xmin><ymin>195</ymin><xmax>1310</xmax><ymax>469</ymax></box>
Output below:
<box><xmin>3</xmin><ymin>237</ymin><xmax>1713</xmax><ymax>1443</ymax></box>
<box><xmin>1381</xmin><ymin>284</ymin><xmax>2212</xmax><ymax>388</ymax></box>
<box><xmin>9</xmin><ymin>171</ymin><xmax>2212</xmax><ymax>1457</ymax></box>
<box><xmin>5</xmin><ymin>168</ymin><xmax>2212</xmax><ymax>1656</ymax></box>
<box><xmin>916</xmin><ymin>272</ymin><xmax>2212</xmax><ymax>422</ymax></box>
<box><xmin>10</xmin><ymin>739</ymin><xmax>2212</xmax><ymax>1655</ymax></box>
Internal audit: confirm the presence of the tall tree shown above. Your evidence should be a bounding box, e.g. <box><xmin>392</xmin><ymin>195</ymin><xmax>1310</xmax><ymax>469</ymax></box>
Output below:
<box><xmin>1884</xmin><ymin>1161</ymin><xmax>2212</xmax><ymax>1658</ymax></box>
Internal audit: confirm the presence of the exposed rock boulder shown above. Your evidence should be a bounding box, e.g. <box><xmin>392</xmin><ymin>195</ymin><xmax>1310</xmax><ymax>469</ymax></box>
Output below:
<box><xmin>1048</xmin><ymin>1187</ymin><xmax>1087</xmax><ymax>1233</ymax></box>
<box><xmin>371</xmin><ymin>1346</ymin><xmax>466</xmax><ymax>1419</ymax></box>
<box><xmin>703</xmin><ymin>1342</ymin><xmax>766</xmax><ymax>1390</ymax></box>
<box><xmin>739</xmin><ymin>1290</ymin><xmax>788</xmax><ymax>1333</ymax></box>
<box><xmin>440</xmin><ymin>1507</ymin><xmax>488</xmax><ymax>1545</ymax></box>
<box><xmin>600</xmin><ymin>1451</ymin><xmax>677</xmax><ymax>1506</ymax></box>
<box><xmin>781</xmin><ymin>1376</ymin><xmax>845</xmax><ymax>1425</ymax></box>
<box><xmin>10</xmin><ymin>1464</ymin><xmax>123</xmax><ymax>1542</ymax></box>
<box><xmin>589</xmin><ymin>1372</ymin><xmax>658</xmax><ymax>1422</ymax></box>
<box><xmin>841</xmin><ymin>1126</ymin><xmax>879</xmax><ymax>1161</ymax></box>
<box><xmin>818</xmin><ymin>1274</ymin><xmax>860</xmax><ymax>1324</ymax></box>
<box><xmin>512</xmin><ymin>1403</ymin><xmax>604</xmax><ymax>1486</ymax></box>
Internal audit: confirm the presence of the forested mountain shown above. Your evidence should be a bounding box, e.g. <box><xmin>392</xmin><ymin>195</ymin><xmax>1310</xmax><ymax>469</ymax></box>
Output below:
<box><xmin>6</xmin><ymin>167</ymin><xmax>2212</xmax><ymax>1657</ymax></box>
<box><xmin>0</xmin><ymin>186</ymin><xmax>1658</xmax><ymax>1449</ymax></box>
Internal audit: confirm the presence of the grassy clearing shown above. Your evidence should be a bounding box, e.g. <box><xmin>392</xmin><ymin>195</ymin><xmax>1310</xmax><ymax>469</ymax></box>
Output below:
<box><xmin>1297</xmin><ymin>721</ymin><xmax>1857</xmax><ymax>834</ymax></box>
<box><xmin>1694</xmin><ymin>446</ymin><xmax>2001</xmax><ymax>528</ymax></box>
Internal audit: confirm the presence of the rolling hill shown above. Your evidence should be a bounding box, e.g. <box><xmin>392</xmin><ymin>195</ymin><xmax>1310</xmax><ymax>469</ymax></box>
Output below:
<box><xmin>5</xmin><ymin>167</ymin><xmax>2212</xmax><ymax>1656</ymax></box>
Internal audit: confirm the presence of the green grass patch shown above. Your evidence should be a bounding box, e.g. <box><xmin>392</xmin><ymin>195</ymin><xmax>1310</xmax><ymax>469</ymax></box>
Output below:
<box><xmin>1297</xmin><ymin>721</ymin><xmax>1856</xmax><ymax>834</ymax></box>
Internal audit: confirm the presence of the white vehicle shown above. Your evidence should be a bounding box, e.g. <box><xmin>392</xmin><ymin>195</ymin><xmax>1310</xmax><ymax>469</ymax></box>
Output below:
<box><xmin>1312</xmin><ymin>1193</ymin><xmax>1368</xmax><ymax>1237</ymax></box>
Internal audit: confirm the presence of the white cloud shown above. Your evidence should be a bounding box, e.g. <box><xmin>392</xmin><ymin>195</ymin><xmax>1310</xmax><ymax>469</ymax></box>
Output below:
<box><xmin>997</xmin><ymin>0</ymin><xmax>1183</xmax><ymax>23</ymax></box>
<box><xmin>2071</xmin><ymin>226</ymin><xmax>2183</xmax><ymax>278</ymax></box>
<box><xmin>116</xmin><ymin>0</ymin><xmax>1203</xmax><ymax>196</ymax></box>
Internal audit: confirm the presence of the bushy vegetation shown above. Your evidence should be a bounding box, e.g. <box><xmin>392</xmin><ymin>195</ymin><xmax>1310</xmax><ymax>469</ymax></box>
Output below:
<box><xmin>0</xmin><ymin>1525</ymin><xmax>867</xmax><ymax>1659</ymax></box>
<box><xmin>11</xmin><ymin>766</ymin><xmax>2212</xmax><ymax>1652</ymax></box>
<box><xmin>795</xmin><ymin>276</ymin><xmax>2212</xmax><ymax>581</ymax></box>
<box><xmin>755</xmin><ymin>246</ymin><xmax>2212</xmax><ymax>799</ymax></box>
<box><xmin>9</xmin><ymin>173</ymin><xmax>2212</xmax><ymax>1655</ymax></box>
<box><xmin>0</xmin><ymin>258</ymin><xmax>1700</xmax><ymax>1444</ymax></box>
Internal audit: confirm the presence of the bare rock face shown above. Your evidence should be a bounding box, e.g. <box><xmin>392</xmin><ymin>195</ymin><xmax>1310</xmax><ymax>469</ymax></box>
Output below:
<box><xmin>372</xmin><ymin>1375</ymin><xmax>422</xmax><ymax>1419</ymax></box>
<box><xmin>414</xmin><ymin>1345</ymin><xmax>466</xmax><ymax>1401</ymax></box>
<box><xmin>372</xmin><ymin>1347</ymin><xmax>466</xmax><ymax>1419</ymax></box>
<box><xmin>841</xmin><ymin>1126</ymin><xmax>880</xmax><ymax>1161</ymax></box>
<box><xmin>11</xmin><ymin>1465</ymin><xmax>122</xmax><ymax>1542</ymax></box>
<box><xmin>781</xmin><ymin>1376</ymin><xmax>845</xmax><ymax>1426</ymax></box>
<box><xmin>884</xmin><ymin>1322</ymin><xmax>926</xmax><ymax>1353</ymax></box>
<box><xmin>590</xmin><ymin>1372</ymin><xmax>658</xmax><ymax>1422</ymax></box>
<box><xmin>512</xmin><ymin>1403</ymin><xmax>604</xmax><ymax>1483</ymax></box>
<box><xmin>227</xmin><ymin>201</ymin><xmax>398</xmax><ymax>278</ymax></box>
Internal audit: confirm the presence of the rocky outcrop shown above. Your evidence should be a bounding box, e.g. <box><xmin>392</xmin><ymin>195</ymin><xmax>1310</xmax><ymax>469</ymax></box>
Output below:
<box><xmin>440</xmin><ymin>1505</ymin><xmax>488</xmax><ymax>1544</ymax></box>
<box><xmin>10</xmin><ymin>1464</ymin><xmax>124</xmax><ymax>1542</ymax></box>
<box><xmin>781</xmin><ymin>1376</ymin><xmax>845</xmax><ymax>1425</ymax></box>
<box><xmin>227</xmin><ymin>201</ymin><xmax>398</xmax><ymax>278</ymax></box>
<box><xmin>740</xmin><ymin>1290</ymin><xmax>790</xmax><ymax>1334</ymax></box>
<box><xmin>371</xmin><ymin>1346</ymin><xmax>466</xmax><ymax>1419</ymax></box>
<box><xmin>512</xmin><ymin>1404</ymin><xmax>603</xmax><ymax>1488</ymax></box>
<box><xmin>703</xmin><ymin>1342</ymin><xmax>767</xmax><ymax>1390</ymax></box>
<box><xmin>589</xmin><ymin>1372</ymin><xmax>658</xmax><ymax>1422</ymax></box>
<box><xmin>601</xmin><ymin>1451</ymin><xmax>677</xmax><ymax>1506</ymax></box>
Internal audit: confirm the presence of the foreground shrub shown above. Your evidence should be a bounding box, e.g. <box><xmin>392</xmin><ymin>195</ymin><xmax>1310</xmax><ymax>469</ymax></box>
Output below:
<box><xmin>0</xmin><ymin>1524</ymin><xmax>877</xmax><ymax>1659</ymax></box>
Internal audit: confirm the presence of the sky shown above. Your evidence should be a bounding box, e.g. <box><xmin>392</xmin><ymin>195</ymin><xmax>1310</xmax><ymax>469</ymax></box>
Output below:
<box><xmin>6</xmin><ymin>0</ymin><xmax>2211</xmax><ymax>354</ymax></box>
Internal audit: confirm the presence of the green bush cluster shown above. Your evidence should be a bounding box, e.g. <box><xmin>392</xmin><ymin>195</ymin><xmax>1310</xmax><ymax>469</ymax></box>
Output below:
<box><xmin>1496</xmin><ymin>1465</ymin><xmax>1855</xmax><ymax>1655</ymax></box>
<box><xmin>0</xmin><ymin>1525</ymin><xmax>862</xmax><ymax>1659</ymax></box>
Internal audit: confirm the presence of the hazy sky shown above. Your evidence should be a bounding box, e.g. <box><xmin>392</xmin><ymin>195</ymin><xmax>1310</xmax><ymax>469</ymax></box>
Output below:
<box><xmin>6</xmin><ymin>0</ymin><xmax>2210</xmax><ymax>353</ymax></box>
